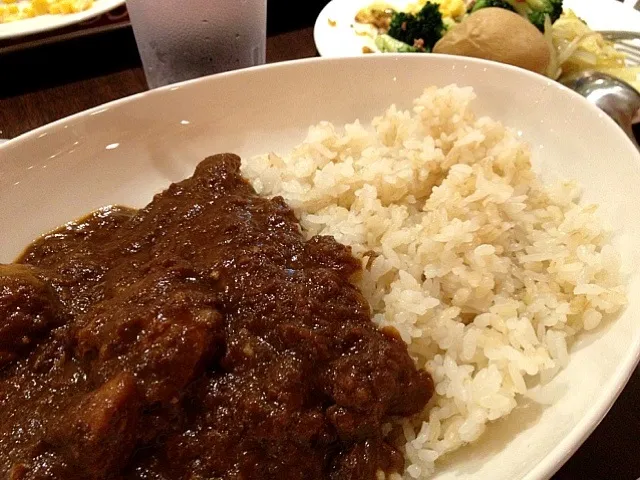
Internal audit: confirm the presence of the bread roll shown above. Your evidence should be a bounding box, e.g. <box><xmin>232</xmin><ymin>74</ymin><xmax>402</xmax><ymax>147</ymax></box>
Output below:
<box><xmin>433</xmin><ymin>8</ymin><xmax>551</xmax><ymax>74</ymax></box>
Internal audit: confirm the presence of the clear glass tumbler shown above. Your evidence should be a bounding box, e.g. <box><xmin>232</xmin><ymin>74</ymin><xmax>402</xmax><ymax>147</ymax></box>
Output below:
<box><xmin>126</xmin><ymin>0</ymin><xmax>267</xmax><ymax>89</ymax></box>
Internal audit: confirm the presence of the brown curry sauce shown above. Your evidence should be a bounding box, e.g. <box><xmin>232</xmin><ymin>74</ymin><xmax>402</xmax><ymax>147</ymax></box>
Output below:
<box><xmin>0</xmin><ymin>154</ymin><xmax>434</xmax><ymax>479</ymax></box>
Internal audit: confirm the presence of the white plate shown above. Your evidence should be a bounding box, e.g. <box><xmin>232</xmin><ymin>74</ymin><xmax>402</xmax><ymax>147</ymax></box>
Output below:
<box><xmin>1</xmin><ymin>55</ymin><xmax>640</xmax><ymax>479</ymax></box>
<box><xmin>0</xmin><ymin>0</ymin><xmax>125</xmax><ymax>41</ymax></box>
<box><xmin>314</xmin><ymin>0</ymin><xmax>640</xmax><ymax>57</ymax></box>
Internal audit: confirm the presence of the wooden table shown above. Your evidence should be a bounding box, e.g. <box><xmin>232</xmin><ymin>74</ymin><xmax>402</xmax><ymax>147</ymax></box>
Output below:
<box><xmin>0</xmin><ymin>22</ymin><xmax>639</xmax><ymax>480</ymax></box>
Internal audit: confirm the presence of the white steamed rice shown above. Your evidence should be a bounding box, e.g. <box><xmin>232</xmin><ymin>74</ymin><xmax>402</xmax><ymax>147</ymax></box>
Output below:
<box><xmin>240</xmin><ymin>84</ymin><xmax>627</xmax><ymax>479</ymax></box>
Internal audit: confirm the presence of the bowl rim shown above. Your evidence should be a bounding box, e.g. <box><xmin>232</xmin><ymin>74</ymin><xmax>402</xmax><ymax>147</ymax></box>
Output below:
<box><xmin>3</xmin><ymin>53</ymin><xmax>638</xmax><ymax>154</ymax></box>
<box><xmin>1</xmin><ymin>54</ymin><xmax>639</xmax><ymax>480</ymax></box>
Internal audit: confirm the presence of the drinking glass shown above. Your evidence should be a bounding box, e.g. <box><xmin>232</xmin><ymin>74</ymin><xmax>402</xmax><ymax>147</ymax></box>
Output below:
<box><xmin>127</xmin><ymin>0</ymin><xmax>267</xmax><ymax>89</ymax></box>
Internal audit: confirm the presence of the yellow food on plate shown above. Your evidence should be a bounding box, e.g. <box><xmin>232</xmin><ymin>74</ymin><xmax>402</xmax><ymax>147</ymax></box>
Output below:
<box><xmin>355</xmin><ymin>0</ymin><xmax>466</xmax><ymax>30</ymax></box>
<box><xmin>410</xmin><ymin>0</ymin><xmax>466</xmax><ymax>20</ymax></box>
<box><xmin>547</xmin><ymin>9</ymin><xmax>640</xmax><ymax>91</ymax></box>
<box><xmin>0</xmin><ymin>0</ymin><xmax>93</xmax><ymax>23</ymax></box>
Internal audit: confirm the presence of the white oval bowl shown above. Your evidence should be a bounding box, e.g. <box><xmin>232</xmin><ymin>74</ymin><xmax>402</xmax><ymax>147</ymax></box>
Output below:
<box><xmin>1</xmin><ymin>54</ymin><xmax>639</xmax><ymax>480</ymax></box>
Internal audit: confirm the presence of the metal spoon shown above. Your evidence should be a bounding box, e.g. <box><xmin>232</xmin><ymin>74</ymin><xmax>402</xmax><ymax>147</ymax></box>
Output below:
<box><xmin>560</xmin><ymin>70</ymin><xmax>640</xmax><ymax>150</ymax></box>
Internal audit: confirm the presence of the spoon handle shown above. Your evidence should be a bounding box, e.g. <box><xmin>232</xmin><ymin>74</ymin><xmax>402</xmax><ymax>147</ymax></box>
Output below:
<box><xmin>598</xmin><ymin>31</ymin><xmax>640</xmax><ymax>41</ymax></box>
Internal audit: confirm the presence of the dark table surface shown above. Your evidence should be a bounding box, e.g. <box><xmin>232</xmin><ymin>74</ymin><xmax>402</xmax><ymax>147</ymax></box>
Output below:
<box><xmin>0</xmin><ymin>12</ymin><xmax>639</xmax><ymax>480</ymax></box>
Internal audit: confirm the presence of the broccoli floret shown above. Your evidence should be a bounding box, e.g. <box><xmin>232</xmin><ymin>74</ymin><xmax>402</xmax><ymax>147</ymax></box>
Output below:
<box><xmin>375</xmin><ymin>34</ymin><xmax>420</xmax><ymax>53</ymax></box>
<box><xmin>469</xmin><ymin>0</ymin><xmax>515</xmax><ymax>14</ymax></box>
<box><xmin>526</xmin><ymin>11</ymin><xmax>548</xmax><ymax>30</ymax></box>
<box><xmin>387</xmin><ymin>2</ymin><xmax>445</xmax><ymax>52</ymax></box>
<box><xmin>507</xmin><ymin>0</ymin><xmax>563</xmax><ymax>31</ymax></box>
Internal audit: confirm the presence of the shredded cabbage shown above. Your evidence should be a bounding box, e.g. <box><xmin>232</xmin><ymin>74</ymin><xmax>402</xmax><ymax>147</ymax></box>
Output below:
<box><xmin>550</xmin><ymin>9</ymin><xmax>639</xmax><ymax>90</ymax></box>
